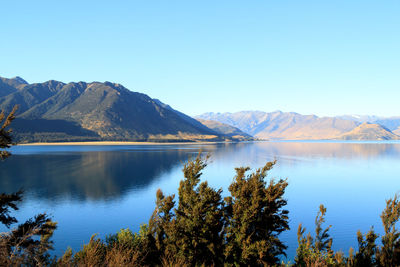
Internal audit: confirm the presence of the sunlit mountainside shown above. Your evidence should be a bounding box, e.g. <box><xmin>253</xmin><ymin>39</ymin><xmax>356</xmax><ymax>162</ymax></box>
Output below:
<box><xmin>339</xmin><ymin>122</ymin><xmax>400</xmax><ymax>140</ymax></box>
<box><xmin>0</xmin><ymin>76</ymin><xmax>232</xmax><ymax>142</ymax></box>
<box><xmin>1</xmin><ymin>75</ymin><xmax>399</xmax><ymax>142</ymax></box>
<box><xmin>196</xmin><ymin>111</ymin><xmax>400</xmax><ymax>140</ymax></box>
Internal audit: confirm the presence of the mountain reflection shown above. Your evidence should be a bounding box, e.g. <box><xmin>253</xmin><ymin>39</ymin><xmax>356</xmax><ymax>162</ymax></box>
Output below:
<box><xmin>1</xmin><ymin>142</ymin><xmax>400</xmax><ymax>202</ymax></box>
<box><xmin>0</xmin><ymin>149</ymin><xmax>194</xmax><ymax>201</ymax></box>
<box><xmin>211</xmin><ymin>142</ymin><xmax>400</xmax><ymax>165</ymax></box>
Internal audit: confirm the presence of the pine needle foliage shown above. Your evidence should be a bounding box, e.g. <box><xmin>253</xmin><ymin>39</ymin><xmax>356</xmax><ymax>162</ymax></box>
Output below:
<box><xmin>295</xmin><ymin>205</ymin><xmax>334</xmax><ymax>266</ymax></box>
<box><xmin>148</xmin><ymin>189</ymin><xmax>176</xmax><ymax>263</ymax></box>
<box><xmin>0</xmin><ymin>190</ymin><xmax>22</xmax><ymax>228</ymax></box>
<box><xmin>0</xmin><ymin>105</ymin><xmax>17</xmax><ymax>160</ymax></box>
<box><xmin>0</xmin><ymin>106</ymin><xmax>58</xmax><ymax>266</ymax></box>
<box><xmin>376</xmin><ymin>194</ymin><xmax>400</xmax><ymax>266</ymax></box>
<box><xmin>353</xmin><ymin>228</ymin><xmax>378</xmax><ymax>266</ymax></box>
<box><xmin>224</xmin><ymin>160</ymin><xmax>290</xmax><ymax>266</ymax></box>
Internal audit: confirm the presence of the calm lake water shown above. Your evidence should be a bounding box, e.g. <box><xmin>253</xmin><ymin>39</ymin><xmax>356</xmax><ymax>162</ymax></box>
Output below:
<box><xmin>1</xmin><ymin>141</ymin><xmax>400</xmax><ymax>260</ymax></box>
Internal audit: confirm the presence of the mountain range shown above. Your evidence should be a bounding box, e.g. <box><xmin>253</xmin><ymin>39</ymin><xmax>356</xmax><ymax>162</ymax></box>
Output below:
<box><xmin>1</xmin><ymin>75</ymin><xmax>399</xmax><ymax>142</ymax></box>
<box><xmin>196</xmin><ymin>111</ymin><xmax>400</xmax><ymax>140</ymax></box>
<box><xmin>0</xmin><ymin>76</ymin><xmax>251</xmax><ymax>142</ymax></box>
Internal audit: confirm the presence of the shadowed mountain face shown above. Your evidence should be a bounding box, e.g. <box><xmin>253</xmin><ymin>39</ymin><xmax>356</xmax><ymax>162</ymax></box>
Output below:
<box><xmin>196</xmin><ymin>119</ymin><xmax>253</xmax><ymax>140</ymax></box>
<box><xmin>0</xmin><ymin>149</ymin><xmax>190</xmax><ymax>201</ymax></box>
<box><xmin>0</xmin><ymin>76</ymin><xmax>219</xmax><ymax>142</ymax></box>
<box><xmin>0</xmin><ymin>76</ymin><xmax>28</xmax><ymax>93</ymax></box>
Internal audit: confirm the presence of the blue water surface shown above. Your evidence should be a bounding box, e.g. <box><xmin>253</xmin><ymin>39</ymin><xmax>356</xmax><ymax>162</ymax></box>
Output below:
<box><xmin>1</xmin><ymin>141</ymin><xmax>400</xmax><ymax>261</ymax></box>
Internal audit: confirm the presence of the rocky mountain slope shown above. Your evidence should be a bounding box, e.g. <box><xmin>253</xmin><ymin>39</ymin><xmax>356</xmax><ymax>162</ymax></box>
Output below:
<box><xmin>196</xmin><ymin>119</ymin><xmax>253</xmax><ymax>140</ymax></box>
<box><xmin>0</xmin><ymin>76</ymin><xmax>221</xmax><ymax>142</ymax></box>
<box><xmin>196</xmin><ymin>111</ymin><xmax>359</xmax><ymax>140</ymax></box>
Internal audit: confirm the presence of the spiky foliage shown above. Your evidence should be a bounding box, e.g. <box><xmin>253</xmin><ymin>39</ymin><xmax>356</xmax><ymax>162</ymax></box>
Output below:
<box><xmin>376</xmin><ymin>194</ymin><xmax>400</xmax><ymax>266</ymax></box>
<box><xmin>0</xmin><ymin>214</ymin><xmax>57</xmax><ymax>266</ymax></box>
<box><xmin>224</xmin><ymin>160</ymin><xmax>289</xmax><ymax>266</ymax></box>
<box><xmin>173</xmin><ymin>154</ymin><xmax>225</xmax><ymax>266</ymax></box>
<box><xmin>353</xmin><ymin>228</ymin><xmax>378</xmax><ymax>266</ymax></box>
<box><xmin>73</xmin><ymin>234</ymin><xmax>106</xmax><ymax>266</ymax></box>
<box><xmin>0</xmin><ymin>107</ymin><xmax>21</xmax><ymax>229</ymax></box>
<box><xmin>0</xmin><ymin>106</ymin><xmax>58</xmax><ymax>266</ymax></box>
<box><xmin>295</xmin><ymin>205</ymin><xmax>334</xmax><ymax>266</ymax></box>
<box><xmin>0</xmin><ymin>190</ymin><xmax>22</xmax><ymax>228</ymax></box>
<box><xmin>0</xmin><ymin>105</ymin><xmax>17</xmax><ymax>160</ymax></box>
<box><xmin>314</xmin><ymin>205</ymin><xmax>333</xmax><ymax>253</ymax></box>
<box><xmin>148</xmin><ymin>189</ymin><xmax>176</xmax><ymax>262</ymax></box>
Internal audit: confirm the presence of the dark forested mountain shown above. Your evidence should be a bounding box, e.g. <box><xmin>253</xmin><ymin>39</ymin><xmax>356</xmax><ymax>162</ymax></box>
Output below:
<box><xmin>197</xmin><ymin>111</ymin><xmax>400</xmax><ymax>140</ymax></box>
<box><xmin>0</xmin><ymin>76</ymin><xmax>221</xmax><ymax>142</ymax></box>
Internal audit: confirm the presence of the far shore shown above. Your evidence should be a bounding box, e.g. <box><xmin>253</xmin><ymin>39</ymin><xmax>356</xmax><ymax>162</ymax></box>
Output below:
<box><xmin>18</xmin><ymin>141</ymin><xmax>240</xmax><ymax>146</ymax></box>
<box><xmin>16</xmin><ymin>139</ymin><xmax>400</xmax><ymax>146</ymax></box>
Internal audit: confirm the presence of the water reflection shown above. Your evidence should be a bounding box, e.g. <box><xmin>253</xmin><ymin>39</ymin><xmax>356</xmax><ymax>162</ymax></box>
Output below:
<box><xmin>2</xmin><ymin>142</ymin><xmax>400</xmax><ymax>202</ymax></box>
<box><xmin>0</xmin><ymin>149</ymin><xmax>193</xmax><ymax>201</ymax></box>
<box><xmin>1</xmin><ymin>141</ymin><xmax>400</xmax><ymax>258</ymax></box>
<box><xmin>215</xmin><ymin>141</ymin><xmax>400</xmax><ymax>159</ymax></box>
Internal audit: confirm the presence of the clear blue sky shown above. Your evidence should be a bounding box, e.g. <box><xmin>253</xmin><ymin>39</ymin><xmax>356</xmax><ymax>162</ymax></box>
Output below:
<box><xmin>1</xmin><ymin>1</ymin><xmax>399</xmax><ymax>117</ymax></box>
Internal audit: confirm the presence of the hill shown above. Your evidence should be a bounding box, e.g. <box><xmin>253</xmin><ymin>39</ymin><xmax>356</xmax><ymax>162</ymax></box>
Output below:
<box><xmin>196</xmin><ymin>111</ymin><xmax>359</xmax><ymax>140</ymax></box>
<box><xmin>0</xmin><ymin>76</ymin><xmax>221</xmax><ymax>142</ymax></box>
<box><xmin>337</xmin><ymin>114</ymin><xmax>400</xmax><ymax>132</ymax></box>
<box><xmin>339</xmin><ymin>123</ymin><xmax>400</xmax><ymax>140</ymax></box>
<box><xmin>196</xmin><ymin>119</ymin><xmax>253</xmax><ymax>141</ymax></box>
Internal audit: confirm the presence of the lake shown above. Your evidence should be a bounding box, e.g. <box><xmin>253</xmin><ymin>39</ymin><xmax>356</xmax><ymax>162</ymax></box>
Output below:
<box><xmin>1</xmin><ymin>141</ymin><xmax>400</xmax><ymax>261</ymax></box>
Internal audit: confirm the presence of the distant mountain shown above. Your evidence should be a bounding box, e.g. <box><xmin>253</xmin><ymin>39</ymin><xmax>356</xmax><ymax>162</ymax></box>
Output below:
<box><xmin>336</xmin><ymin>115</ymin><xmax>382</xmax><ymax>123</ymax></box>
<box><xmin>197</xmin><ymin>111</ymin><xmax>271</xmax><ymax>134</ymax></box>
<box><xmin>0</xmin><ymin>76</ymin><xmax>28</xmax><ymax>91</ymax></box>
<box><xmin>196</xmin><ymin>119</ymin><xmax>253</xmax><ymax>141</ymax></box>
<box><xmin>0</xmin><ymin>76</ymin><xmax>221</xmax><ymax>142</ymax></box>
<box><xmin>337</xmin><ymin>114</ymin><xmax>400</xmax><ymax>131</ymax></box>
<box><xmin>339</xmin><ymin>123</ymin><xmax>400</xmax><ymax>140</ymax></box>
<box><xmin>374</xmin><ymin>118</ymin><xmax>400</xmax><ymax>132</ymax></box>
<box><xmin>196</xmin><ymin>111</ymin><xmax>359</xmax><ymax>140</ymax></box>
<box><xmin>0</xmin><ymin>78</ymin><xmax>19</xmax><ymax>97</ymax></box>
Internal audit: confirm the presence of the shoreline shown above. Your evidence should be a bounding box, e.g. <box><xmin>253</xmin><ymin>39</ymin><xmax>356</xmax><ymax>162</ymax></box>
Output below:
<box><xmin>16</xmin><ymin>139</ymin><xmax>400</xmax><ymax>146</ymax></box>
<box><xmin>18</xmin><ymin>141</ymin><xmax>237</xmax><ymax>146</ymax></box>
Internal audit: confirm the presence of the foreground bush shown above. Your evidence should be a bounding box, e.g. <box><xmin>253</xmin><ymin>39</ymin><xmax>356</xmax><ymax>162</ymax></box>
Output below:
<box><xmin>55</xmin><ymin>155</ymin><xmax>400</xmax><ymax>267</ymax></box>
<box><xmin>0</xmin><ymin>107</ymin><xmax>57</xmax><ymax>266</ymax></box>
<box><xmin>53</xmin><ymin>155</ymin><xmax>289</xmax><ymax>266</ymax></box>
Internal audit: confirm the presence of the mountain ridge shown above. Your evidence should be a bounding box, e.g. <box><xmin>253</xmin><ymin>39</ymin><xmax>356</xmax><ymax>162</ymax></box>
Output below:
<box><xmin>0</xmin><ymin>76</ymin><xmax>224</xmax><ymax>142</ymax></box>
<box><xmin>196</xmin><ymin>119</ymin><xmax>253</xmax><ymax>141</ymax></box>
<box><xmin>2</xmin><ymin>75</ymin><xmax>399</xmax><ymax>142</ymax></box>
<box><xmin>196</xmin><ymin>111</ymin><xmax>400</xmax><ymax>140</ymax></box>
